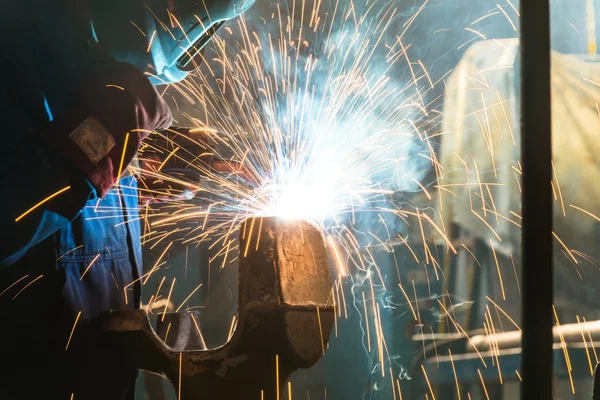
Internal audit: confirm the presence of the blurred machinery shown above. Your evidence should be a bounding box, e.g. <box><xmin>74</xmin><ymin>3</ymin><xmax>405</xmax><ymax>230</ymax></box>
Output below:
<box><xmin>406</xmin><ymin>38</ymin><xmax>600</xmax><ymax>399</ymax></box>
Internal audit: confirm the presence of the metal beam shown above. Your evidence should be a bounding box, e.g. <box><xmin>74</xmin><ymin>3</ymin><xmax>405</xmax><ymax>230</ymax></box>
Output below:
<box><xmin>519</xmin><ymin>0</ymin><xmax>553</xmax><ymax>398</ymax></box>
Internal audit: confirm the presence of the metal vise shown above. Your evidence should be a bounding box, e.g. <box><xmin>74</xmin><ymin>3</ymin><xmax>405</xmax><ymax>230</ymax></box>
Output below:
<box><xmin>100</xmin><ymin>217</ymin><xmax>335</xmax><ymax>399</ymax></box>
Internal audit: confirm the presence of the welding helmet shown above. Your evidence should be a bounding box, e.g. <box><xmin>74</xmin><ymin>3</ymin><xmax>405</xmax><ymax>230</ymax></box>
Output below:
<box><xmin>88</xmin><ymin>0</ymin><xmax>255</xmax><ymax>84</ymax></box>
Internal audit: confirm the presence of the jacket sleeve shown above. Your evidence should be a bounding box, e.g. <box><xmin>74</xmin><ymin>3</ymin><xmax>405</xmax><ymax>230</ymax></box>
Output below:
<box><xmin>0</xmin><ymin>91</ymin><xmax>96</xmax><ymax>266</ymax></box>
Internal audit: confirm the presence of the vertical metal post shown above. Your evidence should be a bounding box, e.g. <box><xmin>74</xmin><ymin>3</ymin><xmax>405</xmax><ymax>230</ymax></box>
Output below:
<box><xmin>519</xmin><ymin>0</ymin><xmax>553</xmax><ymax>399</ymax></box>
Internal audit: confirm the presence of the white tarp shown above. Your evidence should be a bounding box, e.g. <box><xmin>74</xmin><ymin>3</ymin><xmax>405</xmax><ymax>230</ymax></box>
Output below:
<box><xmin>439</xmin><ymin>39</ymin><xmax>600</xmax><ymax>259</ymax></box>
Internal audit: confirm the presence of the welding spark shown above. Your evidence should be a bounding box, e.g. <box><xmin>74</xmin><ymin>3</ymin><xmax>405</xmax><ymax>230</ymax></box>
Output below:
<box><xmin>129</xmin><ymin>7</ymin><xmax>441</xmax><ymax>390</ymax></box>
<box><xmin>136</xmin><ymin>0</ymin><xmax>432</xmax><ymax>253</ymax></box>
<box><xmin>102</xmin><ymin>0</ymin><xmax>600</xmax><ymax>397</ymax></box>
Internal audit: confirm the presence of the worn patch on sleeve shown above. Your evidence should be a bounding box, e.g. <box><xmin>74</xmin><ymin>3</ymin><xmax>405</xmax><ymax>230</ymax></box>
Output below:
<box><xmin>69</xmin><ymin>117</ymin><xmax>115</xmax><ymax>163</ymax></box>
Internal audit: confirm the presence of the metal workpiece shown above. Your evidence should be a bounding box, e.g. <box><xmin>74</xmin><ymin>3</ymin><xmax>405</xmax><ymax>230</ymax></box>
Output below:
<box><xmin>101</xmin><ymin>217</ymin><xmax>335</xmax><ymax>399</ymax></box>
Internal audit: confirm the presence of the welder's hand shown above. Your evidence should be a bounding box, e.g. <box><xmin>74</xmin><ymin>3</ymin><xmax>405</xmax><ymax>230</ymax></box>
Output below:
<box><xmin>41</xmin><ymin>59</ymin><xmax>173</xmax><ymax>198</ymax></box>
<box><xmin>137</xmin><ymin>127</ymin><xmax>252</xmax><ymax>204</ymax></box>
<box><xmin>138</xmin><ymin>152</ymin><xmax>199</xmax><ymax>204</ymax></box>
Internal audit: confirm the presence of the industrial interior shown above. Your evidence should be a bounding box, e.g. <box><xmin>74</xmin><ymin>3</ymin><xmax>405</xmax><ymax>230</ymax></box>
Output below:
<box><xmin>0</xmin><ymin>0</ymin><xmax>597</xmax><ymax>399</ymax></box>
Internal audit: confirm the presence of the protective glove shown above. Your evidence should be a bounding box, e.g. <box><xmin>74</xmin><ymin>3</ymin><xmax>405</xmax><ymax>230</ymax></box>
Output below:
<box><xmin>138</xmin><ymin>127</ymin><xmax>252</xmax><ymax>204</ymax></box>
<box><xmin>42</xmin><ymin>59</ymin><xmax>173</xmax><ymax>198</ymax></box>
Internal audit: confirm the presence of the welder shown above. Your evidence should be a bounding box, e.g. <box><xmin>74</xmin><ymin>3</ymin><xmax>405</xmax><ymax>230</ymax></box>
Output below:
<box><xmin>0</xmin><ymin>0</ymin><xmax>254</xmax><ymax>399</ymax></box>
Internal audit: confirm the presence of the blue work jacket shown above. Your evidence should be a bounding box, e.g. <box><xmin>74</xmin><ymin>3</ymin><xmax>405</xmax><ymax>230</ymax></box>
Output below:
<box><xmin>0</xmin><ymin>2</ymin><xmax>142</xmax><ymax>398</ymax></box>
